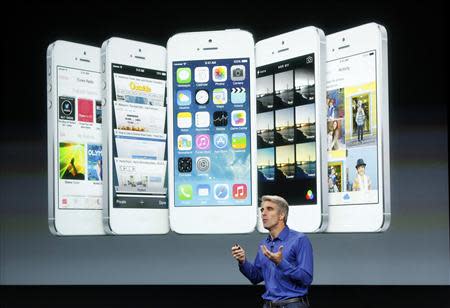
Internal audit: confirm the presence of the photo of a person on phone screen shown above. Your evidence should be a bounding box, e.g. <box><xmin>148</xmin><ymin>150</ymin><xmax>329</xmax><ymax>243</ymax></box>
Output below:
<box><xmin>355</xmin><ymin>100</ymin><xmax>366</xmax><ymax>143</ymax></box>
<box><xmin>329</xmin><ymin>120</ymin><xmax>342</xmax><ymax>150</ymax></box>
<box><xmin>327</xmin><ymin>98</ymin><xmax>337</xmax><ymax>119</ymax></box>
<box><xmin>352</xmin><ymin>158</ymin><xmax>371</xmax><ymax>191</ymax></box>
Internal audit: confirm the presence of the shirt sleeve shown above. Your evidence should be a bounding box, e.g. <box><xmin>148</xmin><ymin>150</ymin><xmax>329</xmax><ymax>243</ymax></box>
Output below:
<box><xmin>238</xmin><ymin>250</ymin><xmax>264</xmax><ymax>285</ymax></box>
<box><xmin>276</xmin><ymin>236</ymin><xmax>313</xmax><ymax>285</ymax></box>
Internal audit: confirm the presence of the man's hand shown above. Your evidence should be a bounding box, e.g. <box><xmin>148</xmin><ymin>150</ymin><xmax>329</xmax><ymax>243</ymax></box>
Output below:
<box><xmin>261</xmin><ymin>245</ymin><xmax>284</xmax><ymax>265</ymax></box>
<box><xmin>231</xmin><ymin>244</ymin><xmax>246</xmax><ymax>264</ymax></box>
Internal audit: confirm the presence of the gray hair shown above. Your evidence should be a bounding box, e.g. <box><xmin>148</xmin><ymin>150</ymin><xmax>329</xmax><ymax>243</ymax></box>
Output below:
<box><xmin>261</xmin><ymin>195</ymin><xmax>289</xmax><ymax>224</ymax></box>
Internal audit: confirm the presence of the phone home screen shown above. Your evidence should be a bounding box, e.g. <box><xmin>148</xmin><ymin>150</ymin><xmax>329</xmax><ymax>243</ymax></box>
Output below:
<box><xmin>173</xmin><ymin>58</ymin><xmax>252</xmax><ymax>207</ymax></box>
<box><xmin>57</xmin><ymin>66</ymin><xmax>102</xmax><ymax>210</ymax></box>
<box><xmin>111</xmin><ymin>63</ymin><xmax>168</xmax><ymax>209</ymax></box>
<box><xmin>256</xmin><ymin>54</ymin><xmax>317</xmax><ymax>206</ymax></box>
<box><xmin>326</xmin><ymin>50</ymin><xmax>379</xmax><ymax>205</ymax></box>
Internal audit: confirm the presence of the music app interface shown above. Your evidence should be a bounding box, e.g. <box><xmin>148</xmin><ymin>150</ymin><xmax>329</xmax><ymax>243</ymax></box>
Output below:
<box><xmin>57</xmin><ymin>66</ymin><xmax>102</xmax><ymax>210</ymax></box>
<box><xmin>173</xmin><ymin>58</ymin><xmax>252</xmax><ymax>207</ymax></box>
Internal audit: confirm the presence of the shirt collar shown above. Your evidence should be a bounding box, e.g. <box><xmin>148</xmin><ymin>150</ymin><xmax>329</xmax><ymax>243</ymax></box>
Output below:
<box><xmin>266</xmin><ymin>225</ymin><xmax>290</xmax><ymax>242</ymax></box>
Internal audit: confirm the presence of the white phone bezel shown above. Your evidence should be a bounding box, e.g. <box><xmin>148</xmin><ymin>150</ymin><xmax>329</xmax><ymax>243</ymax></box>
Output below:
<box><xmin>325</xmin><ymin>23</ymin><xmax>390</xmax><ymax>232</ymax></box>
<box><xmin>47</xmin><ymin>40</ymin><xmax>105</xmax><ymax>235</ymax></box>
<box><xmin>101</xmin><ymin>37</ymin><xmax>169</xmax><ymax>235</ymax></box>
<box><xmin>255</xmin><ymin>27</ymin><xmax>328</xmax><ymax>233</ymax></box>
<box><xmin>166</xmin><ymin>30</ymin><xmax>257</xmax><ymax>234</ymax></box>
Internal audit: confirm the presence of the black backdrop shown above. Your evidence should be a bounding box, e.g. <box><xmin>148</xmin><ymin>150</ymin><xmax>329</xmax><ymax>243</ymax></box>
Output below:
<box><xmin>1</xmin><ymin>0</ymin><xmax>448</xmax><ymax>307</ymax></box>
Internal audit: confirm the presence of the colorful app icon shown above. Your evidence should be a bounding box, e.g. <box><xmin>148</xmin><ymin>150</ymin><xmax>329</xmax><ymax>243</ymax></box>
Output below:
<box><xmin>214</xmin><ymin>184</ymin><xmax>229</xmax><ymax>200</ymax></box>
<box><xmin>231</xmin><ymin>87</ymin><xmax>246</xmax><ymax>104</ymax></box>
<box><xmin>178</xmin><ymin>184</ymin><xmax>193</xmax><ymax>200</ymax></box>
<box><xmin>213</xmin><ymin>134</ymin><xmax>228</xmax><ymax>149</ymax></box>
<box><xmin>195</xmin><ymin>134</ymin><xmax>210</xmax><ymax>150</ymax></box>
<box><xmin>232</xmin><ymin>133</ymin><xmax>246</xmax><ymax>149</ymax></box>
<box><xmin>195</xmin><ymin>89</ymin><xmax>209</xmax><ymax>105</ymax></box>
<box><xmin>177</xmin><ymin>112</ymin><xmax>192</xmax><ymax>128</ymax></box>
<box><xmin>196</xmin><ymin>157</ymin><xmax>210</xmax><ymax>173</ymax></box>
<box><xmin>177</xmin><ymin>134</ymin><xmax>192</xmax><ymax>151</ymax></box>
<box><xmin>306</xmin><ymin>190</ymin><xmax>314</xmax><ymax>200</ymax></box>
<box><xmin>213</xmin><ymin>111</ymin><xmax>228</xmax><ymax>126</ymax></box>
<box><xmin>231</xmin><ymin>110</ymin><xmax>246</xmax><ymax>126</ymax></box>
<box><xmin>177</xmin><ymin>90</ymin><xmax>191</xmax><ymax>106</ymax></box>
<box><xmin>176</xmin><ymin>67</ymin><xmax>191</xmax><ymax>84</ymax></box>
<box><xmin>231</xmin><ymin>65</ymin><xmax>246</xmax><ymax>81</ymax></box>
<box><xmin>232</xmin><ymin>184</ymin><xmax>247</xmax><ymax>199</ymax></box>
<box><xmin>213</xmin><ymin>88</ymin><xmax>228</xmax><ymax>105</ymax></box>
<box><xmin>178</xmin><ymin>157</ymin><xmax>192</xmax><ymax>172</ymax></box>
<box><xmin>195</xmin><ymin>111</ymin><xmax>210</xmax><ymax>128</ymax></box>
<box><xmin>212</xmin><ymin>66</ymin><xmax>227</xmax><ymax>82</ymax></box>
<box><xmin>197</xmin><ymin>184</ymin><xmax>210</xmax><ymax>197</ymax></box>
<box><xmin>194</xmin><ymin>67</ymin><xmax>209</xmax><ymax>83</ymax></box>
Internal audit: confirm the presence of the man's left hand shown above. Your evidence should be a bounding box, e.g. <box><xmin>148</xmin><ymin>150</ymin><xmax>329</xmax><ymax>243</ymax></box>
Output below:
<box><xmin>261</xmin><ymin>245</ymin><xmax>284</xmax><ymax>265</ymax></box>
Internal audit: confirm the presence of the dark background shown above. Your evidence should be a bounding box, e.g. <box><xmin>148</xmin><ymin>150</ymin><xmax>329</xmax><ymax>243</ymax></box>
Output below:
<box><xmin>1</xmin><ymin>0</ymin><xmax>448</xmax><ymax>307</ymax></box>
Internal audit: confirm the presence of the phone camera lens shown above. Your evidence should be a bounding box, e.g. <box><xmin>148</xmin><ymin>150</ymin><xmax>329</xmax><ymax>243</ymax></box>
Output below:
<box><xmin>282</xmin><ymin>41</ymin><xmax>284</xmax><ymax>45</ymax></box>
<box><xmin>139</xmin><ymin>48</ymin><xmax>142</xmax><ymax>52</ymax></box>
<box><xmin>208</xmin><ymin>39</ymin><xmax>212</xmax><ymax>43</ymax></box>
<box><xmin>83</xmin><ymin>51</ymin><xmax>86</xmax><ymax>55</ymax></box>
<box><xmin>342</xmin><ymin>38</ymin><xmax>345</xmax><ymax>42</ymax></box>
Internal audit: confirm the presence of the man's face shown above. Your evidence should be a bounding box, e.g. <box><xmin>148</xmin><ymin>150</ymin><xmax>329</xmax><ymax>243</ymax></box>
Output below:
<box><xmin>357</xmin><ymin>165</ymin><xmax>366</xmax><ymax>175</ymax></box>
<box><xmin>260</xmin><ymin>201</ymin><xmax>283</xmax><ymax>230</ymax></box>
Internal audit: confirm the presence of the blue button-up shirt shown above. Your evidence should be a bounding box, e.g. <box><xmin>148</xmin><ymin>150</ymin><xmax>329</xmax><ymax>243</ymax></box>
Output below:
<box><xmin>238</xmin><ymin>226</ymin><xmax>313</xmax><ymax>301</ymax></box>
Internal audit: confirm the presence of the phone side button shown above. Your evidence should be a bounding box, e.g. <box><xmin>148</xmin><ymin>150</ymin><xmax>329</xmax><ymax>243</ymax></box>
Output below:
<box><xmin>102</xmin><ymin>98</ymin><xmax>107</xmax><ymax>106</ymax></box>
<box><xmin>47</xmin><ymin>84</ymin><xmax>52</xmax><ymax>93</ymax></box>
<box><xmin>48</xmin><ymin>100</ymin><xmax>52</xmax><ymax>109</ymax></box>
<box><xmin>102</xmin><ymin>81</ymin><xmax>107</xmax><ymax>90</ymax></box>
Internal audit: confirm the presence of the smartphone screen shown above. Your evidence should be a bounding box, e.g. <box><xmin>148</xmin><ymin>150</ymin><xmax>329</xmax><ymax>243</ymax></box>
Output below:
<box><xmin>326</xmin><ymin>50</ymin><xmax>379</xmax><ymax>205</ymax></box>
<box><xmin>110</xmin><ymin>63</ymin><xmax>168</xmax><ymax>208</ymax></box>
<box><xmin>57</xmin><ymin>66</ymin><xmax>102</xmax><ymax>210</ymax></box>
<box><xmin>256</xmin><ymin>54</ymin><xmax>317</xmax><ymax>206</ymax></box>
<box><xmin>172</xmin><ymin>58</ymin><xmax>252</xmax><ymax>207</ymax></box>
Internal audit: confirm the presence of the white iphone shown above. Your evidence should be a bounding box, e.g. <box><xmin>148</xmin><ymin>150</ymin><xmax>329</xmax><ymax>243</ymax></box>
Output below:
<box><xmin>167</xmin><ymin>30</ymin><xmax>257</xmax><ymax>234</ymax></box>
<box><xmin>101</xmin><ymin>37</ymin><xmax>169</xmax><ymax>235</ymax></box>
<box><xmin>325</xmin><ymin>23</ymin><xmax>390</xmax><ymax>232</ymax></box>
<box><xmin>47</xmin><ymin>41</ymin><xmax>105</xmax><ymax>235</ymax></box>
<box><xmin>255</xmin><ymin>27</ymin><xmax>328</xmax><ymax>233</ymax></box>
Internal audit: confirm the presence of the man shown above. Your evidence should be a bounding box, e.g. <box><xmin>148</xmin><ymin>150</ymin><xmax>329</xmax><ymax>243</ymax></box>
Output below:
<box><xmin>327</xmin><ymin>98</ymin><xmax>337</xmax><ymax>119</ymax></box>
<box><xmin>355</xmin><ymin>100</ymin><xmax>366</xmax><ymax>143</ymax></box>
<box><xmin>352</xmin><ymin>158</ymin><xmax>372</xmax><ymax>191</ymax></box>
<box><xmin>231</xmin><ymin>195</ymin><xmax>313</xmax><ymax>308</ymax></box>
